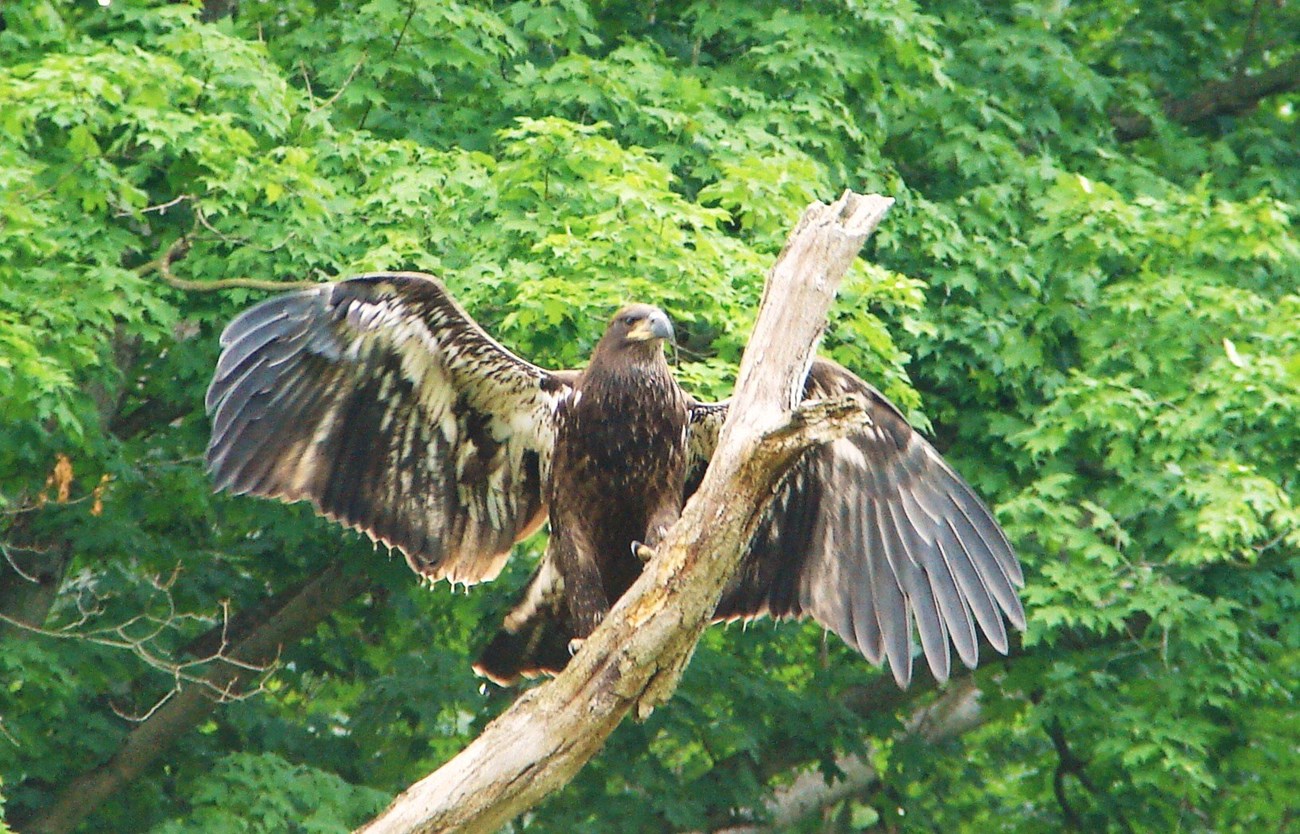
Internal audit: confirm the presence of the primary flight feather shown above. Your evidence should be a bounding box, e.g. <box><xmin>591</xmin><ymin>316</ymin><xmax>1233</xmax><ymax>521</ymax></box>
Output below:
<box><xmin>206</xmin><ymin>272</ymin><xmax>1024</xmax><ymax>688</ymax></box>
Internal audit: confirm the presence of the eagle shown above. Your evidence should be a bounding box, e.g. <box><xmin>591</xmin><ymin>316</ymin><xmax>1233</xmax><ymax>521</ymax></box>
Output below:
<box><xmin>205</xmin><ymin>272</ymin><xmax>1024</xmax><ymax>688</ymax></box>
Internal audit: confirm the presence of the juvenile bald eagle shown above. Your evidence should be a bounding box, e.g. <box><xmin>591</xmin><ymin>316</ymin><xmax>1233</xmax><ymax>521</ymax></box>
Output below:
<box><xmin>206</xmin><ymin>272</ymin><xmax>1024</xmax><ymax>688</ymax></box>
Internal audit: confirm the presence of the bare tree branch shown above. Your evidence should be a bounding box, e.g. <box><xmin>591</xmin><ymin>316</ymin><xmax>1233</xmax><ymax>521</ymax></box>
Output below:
<box><xmin>1231</xmin><ymin>0</ymin><xmax>1269</xmax><ymax>78</ymax></box>
<box><xmin>17</xmin><ymin>561</ymin><xmax>371</xmax><ymax>834</ymax></box>
<box><xmin>0</xmin><ymin>585</ymin><xmax>275</xmax><ymax>706</ymax></box>
<box><xmin>1047</xmin><ymin>719</ymin><xmax>1136</xmax><ymax>834</ymax></box>
<box><xmin>0</xmin><ymin>538</ymin><xmax>73</xmax><ymax>643</ymax></box>
<box><xmin>137</xmin><ymin>234</ymin><xmax>318</xmax><ymax>292</ymax></box>
<box><xmin>691</xmin><ymin>615</ymin><xmax>1166</xmax><ymax>831</ymax></box>
<box><xmin>707</xmin><ymin>679</ymin><xmax>988</xmax><ymax>834</ymax></box>
<box><xmin>354</xmin><ymin>191</ymin><xmax>894</xmax><ymax>834</ymax></box>
<box><xmin>1</xmin><ymin>458</ymin><xmax>89</xmax><ymax>644</ymax></box>
<box><xmin>357</xmin><ymin>0</ymin><xmax>417</xmax><ymax>130</ymax></box>
<box><xmin>1113</xmin><ymin>54</ymin><xmax>1300</xmax><ymax>141</ymax></box>
<box><xmin>2</xmin><ymin>335</ymin><xmax>140</xmax><ymax>642</ymax></box>
<box><xmin>114</xmin><ymin>193</ymin><xmax>193</xmax><ymax>218</ymax></box>
<box><xmin>310</xmin><ymin>56</ymin><xmax>368</xmax><ymax>115</ymax></box>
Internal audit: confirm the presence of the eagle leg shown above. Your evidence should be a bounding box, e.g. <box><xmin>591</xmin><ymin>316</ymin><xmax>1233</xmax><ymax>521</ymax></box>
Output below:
<box><xmin>553</xmin><ymin>529</ymin><xmax>610</xmax><ymax>641</ymax></box>
<box><xmin>634</xmin><ymin>504</ymin><xmax>679</xmax><ymax>565</ymax></box>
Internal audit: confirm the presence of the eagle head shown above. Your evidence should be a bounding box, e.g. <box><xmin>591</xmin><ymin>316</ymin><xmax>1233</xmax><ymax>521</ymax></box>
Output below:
<box><xmin>604</xmin><ymin>304</ymin><xmax>674</xmax><ymax>348</ymax></box>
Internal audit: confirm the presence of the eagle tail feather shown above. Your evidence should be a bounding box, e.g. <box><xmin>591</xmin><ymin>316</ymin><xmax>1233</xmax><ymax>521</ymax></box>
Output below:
<box><xmin>473</xmin><ymin>612</ymin><xmax>571</xmax><ymax>686</ymax></box>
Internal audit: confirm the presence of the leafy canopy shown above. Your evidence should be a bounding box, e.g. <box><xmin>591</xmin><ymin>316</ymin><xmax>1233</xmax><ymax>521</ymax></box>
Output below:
<box><xmin>0</xmin><ymin>0</ymin><xmax>1296</xmax><ymax>832</ymax></box>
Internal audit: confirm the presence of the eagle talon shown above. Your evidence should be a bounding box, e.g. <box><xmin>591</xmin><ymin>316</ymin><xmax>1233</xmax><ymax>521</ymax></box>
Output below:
<box><xmin>631</xmin><ymin>541</ymin><xmax>656</xmax><ymax>564</ymax></box>
<box><xmin>567</xmin><ymin>637</ymin><xmax>585</xmax><ymax>657</ymax></box>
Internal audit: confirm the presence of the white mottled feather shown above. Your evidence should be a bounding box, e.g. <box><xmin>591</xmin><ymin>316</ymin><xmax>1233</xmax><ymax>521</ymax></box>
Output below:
<box><xmin>206</xmin><ymin>272</ymin><xmax>573</xmax><ymax>586</ymax></box>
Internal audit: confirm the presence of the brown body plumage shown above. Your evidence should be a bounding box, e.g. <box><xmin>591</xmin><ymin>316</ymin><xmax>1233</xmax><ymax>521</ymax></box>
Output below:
<box><xmin>206</xmin><ymin>273</ymin><xmax>1025</xmax><ymax>689</ymax></box>
<box><xmin>547</xmin><ymin>305</ymin><xmax>686</xmax><ymax>638</ymax></box>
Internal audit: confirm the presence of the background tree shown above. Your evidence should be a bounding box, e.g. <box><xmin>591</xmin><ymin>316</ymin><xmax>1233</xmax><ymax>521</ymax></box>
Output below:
<box><xmin>0</xmin><ymin>1</ymin><xmax>1296</xmax><ymax>832</ymax></box>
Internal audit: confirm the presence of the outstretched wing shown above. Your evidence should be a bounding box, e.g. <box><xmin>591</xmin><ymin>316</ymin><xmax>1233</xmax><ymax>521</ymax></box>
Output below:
<box><xmin>691</xmin><ymin>359</ymin><xmax>1025</xmax><ymax>688</ymax></box>
<box><xmin>206</xmin><ymin>272</ymin><xmax>573</xmax><ymax>585</ymax></box>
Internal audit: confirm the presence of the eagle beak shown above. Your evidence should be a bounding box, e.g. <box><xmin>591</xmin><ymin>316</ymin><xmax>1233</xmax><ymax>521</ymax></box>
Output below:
<box><xmin>648</xmin><ymin>311</ymin><xmax>674</xmax><ymax>342</ymax></box>
<box><xmin>629</xmin><ymin>311</ymin><xmax>675</xmax><ymax>343</ymax></box>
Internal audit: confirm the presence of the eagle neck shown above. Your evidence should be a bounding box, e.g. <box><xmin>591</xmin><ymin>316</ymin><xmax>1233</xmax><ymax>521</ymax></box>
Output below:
<box><xmin>579</xmin><ymin>346</ymin><xmax>677</xmax><ymax>406</ymax></box>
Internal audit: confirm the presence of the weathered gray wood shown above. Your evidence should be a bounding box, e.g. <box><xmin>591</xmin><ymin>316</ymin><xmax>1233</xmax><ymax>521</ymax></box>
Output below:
<box><xmin>355</xmin><ymin>190</ymin><xmax>894</xmax><ymax>834</ymax></box>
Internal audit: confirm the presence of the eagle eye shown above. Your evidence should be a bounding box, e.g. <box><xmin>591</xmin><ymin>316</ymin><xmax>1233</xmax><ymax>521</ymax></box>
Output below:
<box><xmin>622</xmin><ymin>315</ymin><xmax>637</xmax><ymax>326</ymax></box>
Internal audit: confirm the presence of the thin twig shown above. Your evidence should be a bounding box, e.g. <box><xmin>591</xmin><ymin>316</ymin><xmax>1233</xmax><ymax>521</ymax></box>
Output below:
<box><xmin>1</xmin><ymin>540</ymin><xmax>43</xmax><ymax>583</ymax></box>
<box><xmin>110</xmin><ymin>686</ymin><xmax>180</xmax><ymax>724</ymax></box>
<box><xmin>1047</xmin><ymin>720</ymin><xmax>1135</xmax><ymax>834</ymax></box>
<box><xmin>1</xmin><ymin>490</ymin><xmax>99</xmax><ymax>517</ymax></box>
<box><xmin>113</xmin><ymin>193</ymin><xmax>193</xmax><ymax>219</ymax></box>
<box><xmin>192</xmin><ymin>203</ymin><xmax>304</xmax><ymax>255</ymax></box>
<box><xmin>1233</xmin><ymin>0</ymin><xmax>1268</xmax><ymax>78</ymax></box>
<box><xmin>193</xmin><ymin>203</ymin><xmax>244</xmax><ymax>245</ymax></box>
<box><xmin>298</xmin><ymin>60</ymin><xmax>315</xmax><ymax>104</ymax></box>
<box><xmin>0</xmin><ymin>609</ymin><xmax>278</xmax><ymax>705</ymax></box>
<box><xmin>310</xmin><ymin>55</ymin><xmax>367</xmax><ymax>115</ymax></box>
<box><xmin>0</xmin><ymin>718</ymin><xmax>18</xmax><ymax>747</ymax></box>
<box><xmin>358</xmin><ymin>1</ymin><xmax>417</xmax><ymax>130</ymax></box>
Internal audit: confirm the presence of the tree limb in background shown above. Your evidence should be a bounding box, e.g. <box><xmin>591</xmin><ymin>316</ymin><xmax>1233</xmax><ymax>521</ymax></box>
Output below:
<box><xmin>137</xmin><ymin>233</ymin><xmax>318</xmax><ymax>293</ymax></box>
<box><xmin>695</xmin><ymin>620</ymin><xmax>1159</xmax><ymax>831</ymax></box>
<box><xmin>17</xmin><ymin>561</ymin><xmax>371</xmax><ymax>834</ymax></box>
<box><xmin>1047</xmin><ymin>719</ymin><xmax>1136</xmax><ymax>834</ymax></box>
<box><xmin>1112</xmin><ymin>54</ymin><xmax>1300</xmax><ymax>141</ymax></box>
<box><xmin>354</xmin><ymin>191</ymin><xmax>895</xmax><ymax>834</ymax></box>
<box><xmin>706</xmin><ymin>679</ymin><xmax>988</xmax><ymax>834</ymax></box>
<box><xmin>0</xmin><ymin>572</ymin><xmax>276</xmax><ymax>712</ymax></box>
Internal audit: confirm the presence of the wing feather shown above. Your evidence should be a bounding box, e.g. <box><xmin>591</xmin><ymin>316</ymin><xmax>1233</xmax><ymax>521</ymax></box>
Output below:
<box><xmin>869</xmin><ymin>498</ymin><xmax>915</xmax><ymax>686</ymax></box>
<box><xmin>942</xmin><ymin>518</ymin><xmax>1009</xmax><ymax>653</ymax></box>
<box><xmin>883</xmin><ymin>498</ymin><xmax>949</xmax><ymax>685</ymax></box>
<box><xmin>904</xmin><ymin>489</ymin><xmax>979</xmax><ymax>668</ymax></box>
<box><xmin>206</xmin><ymin>272</ymin><xmax>570</xmax><ymax>585</ymax></box>
<box><xmin>701</xmin><ymin>358</ymin><xmax>1025</xmax><ymax>686</ymax></box>
<box><xmin>845</xmin><ymin>496</ymin><xmax>883</xmax><ymax>665</ymax></box>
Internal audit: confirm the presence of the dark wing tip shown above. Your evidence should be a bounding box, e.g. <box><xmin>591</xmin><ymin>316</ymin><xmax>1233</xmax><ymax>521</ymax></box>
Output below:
<box><xmin>716</xmin><ymin>358</ymin><xmax>1025</xmax><ymax>688</ymax></box>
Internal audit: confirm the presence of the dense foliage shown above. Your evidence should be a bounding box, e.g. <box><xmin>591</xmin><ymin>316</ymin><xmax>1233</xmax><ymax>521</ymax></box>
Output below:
<box><xmin>1</xmin><ymin>1</ymin><xmax>1296</xmax><ymax>831</ymax></box>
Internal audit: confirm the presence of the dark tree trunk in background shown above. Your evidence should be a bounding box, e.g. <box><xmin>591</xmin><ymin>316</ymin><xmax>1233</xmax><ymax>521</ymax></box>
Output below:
<box><xmin>17</xmin><ymin>562</ymin><xmax>371</xmax><ymax>834</ymax></box>
<box><xmin>1112</xmin><ymin>55</ymin><xmax>1300</xmax><ymax>140</ymax></box>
